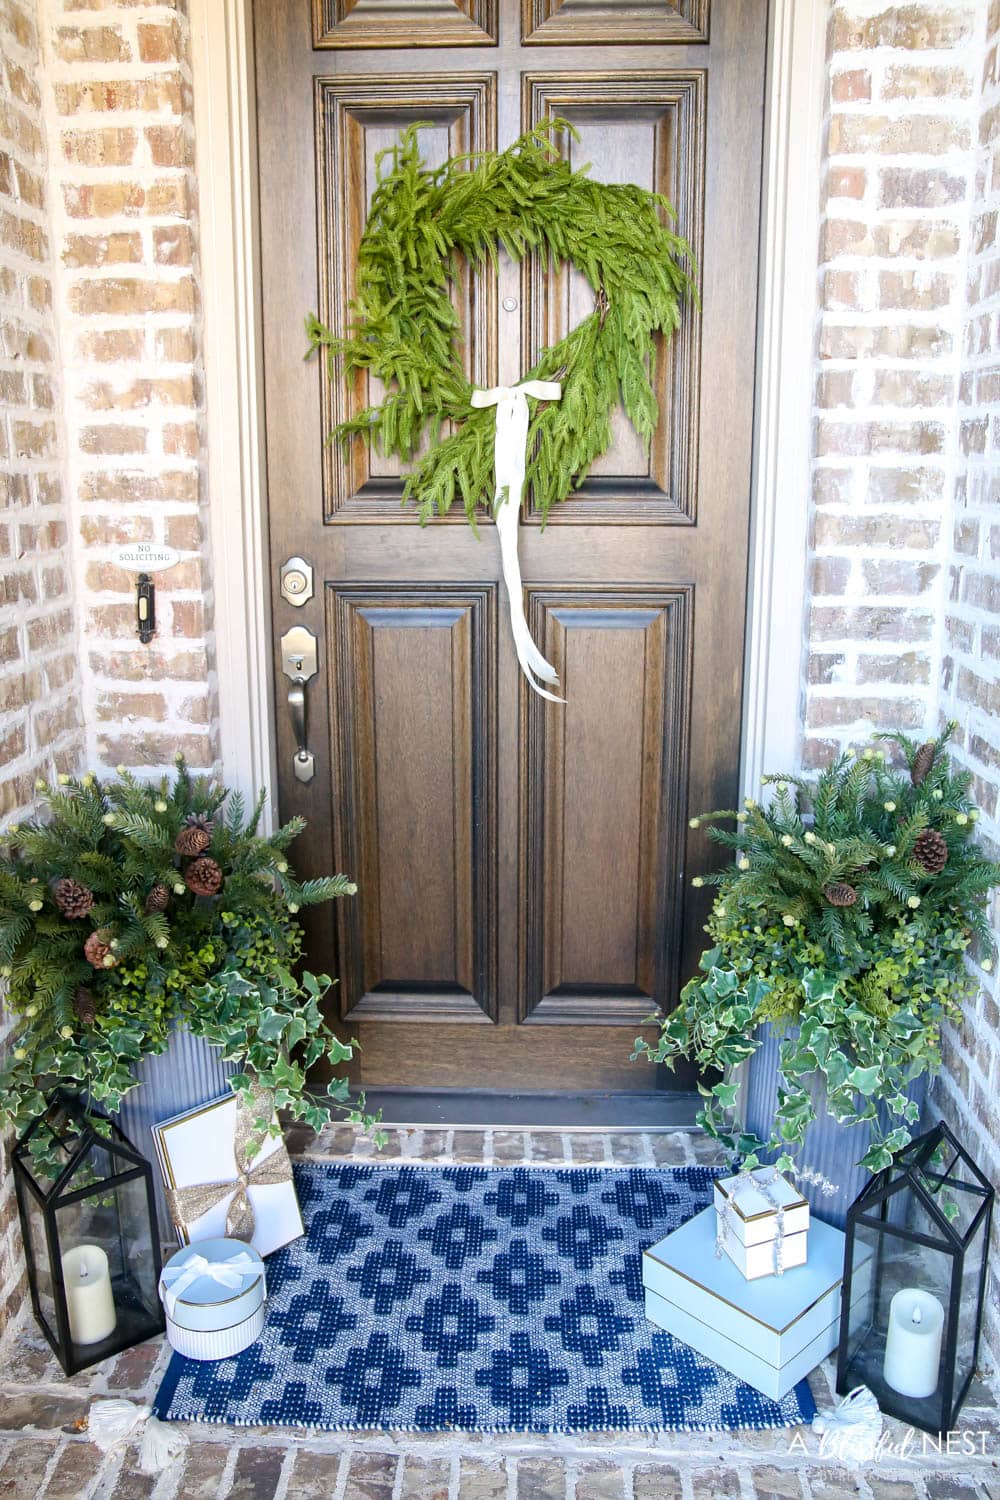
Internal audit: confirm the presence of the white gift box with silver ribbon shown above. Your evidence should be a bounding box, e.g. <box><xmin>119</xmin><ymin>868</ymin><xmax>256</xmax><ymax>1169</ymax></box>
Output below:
<box><xmin>158</xmin><ymin>1237</ymin><xmax>266</xmax><ymax>1361</ymax></box>
<box><xmin>714</xmin><ymin>1167</ymin><xmax>809</xmax><ymax>1281</ymax></box>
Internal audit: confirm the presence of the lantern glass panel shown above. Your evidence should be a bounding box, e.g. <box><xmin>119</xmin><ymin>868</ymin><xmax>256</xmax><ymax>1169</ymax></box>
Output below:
<box><xmin>915</xmin><ymin>1138</ymin><xmax>987</xmax><ymax>1240</ymax></box>
<box><xmin>54</xmin><ymin>1173</ymin><xmax>160</xmax><ymax>1352</ymax></box>
<box><xmin>843</xmin><ymin>1208</ymin><xmax>954</xmax><ymax>1431</ymax></box>
<box><xmin>20</xmin><ymin>1188</ymin><xmax>57</xmax><ymax>1340</ymax></box>
<box><xmin>841</xmin><ymin>1218</ymin><xmax>880</xmax><ymax>1367</ymax></box>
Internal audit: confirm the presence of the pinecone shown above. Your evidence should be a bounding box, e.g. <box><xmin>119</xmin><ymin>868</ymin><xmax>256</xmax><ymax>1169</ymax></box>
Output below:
<box><xmin>824</xmin><ymin>882</ymin><xmax>858</xmax><ymax>908</ymax></box>
<box><xmin>83</xmin><ymin>929</ymin><xmax>117</xmax><ymax>968</ymax></box>
<box><xmin>184</xmin><ymin>812</ymin><xmax>215</xmax><ymax>835</ymax></box>
<box><xmin>175</xmin><ymin>825</ymin><xmax>211</xmax><ymax>857</ymax></box>
<box><xmin>53</xmin><ymin>877</ymin><xmax>94</xmax><ymax>919</ymax></box>
<box><xmin>185</xmin><ymin>856</ymin><xmax>223</xmax><ymax>896</ymax></box>
<box><xmin>144</xmin><ymin>883</ymin><xmax>171</xmax><ymax>914</ymax></box>
<box><xmin>913</xmin><ymin>827</ymin><xmax>948</xmax><ymax>874</ymax></box>
<box><xmin>73</xmin><ymin>987</ymin><xmax>97</xmax><ymax>1027</ymax></box>
<box><xmin>911</xmin><ymin>741</ymin><xmax>936</xmax><ymax>786</ymax></box>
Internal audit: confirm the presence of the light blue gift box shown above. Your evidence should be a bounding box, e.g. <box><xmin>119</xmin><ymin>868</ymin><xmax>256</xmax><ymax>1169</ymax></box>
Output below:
<box><xmin>643</xmin><ymin>1205</ymin><xmax>870</xmax><ymax>1401</ymax></box>
<box><xmin>159</xmin><ymin>1236</ymin><xmax>267</xmax><ymax>1361</ymax></box>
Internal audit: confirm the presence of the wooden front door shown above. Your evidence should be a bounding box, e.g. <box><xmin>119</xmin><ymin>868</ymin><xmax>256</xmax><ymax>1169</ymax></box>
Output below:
<box><xmin>255</xmin><ymin>0</ymin><xmax>766</xmax><ymax>1097</ymax></box>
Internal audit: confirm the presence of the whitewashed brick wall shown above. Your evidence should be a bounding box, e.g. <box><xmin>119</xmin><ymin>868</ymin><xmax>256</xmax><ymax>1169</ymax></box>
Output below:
<box><xmin>806</xmin><ymin>1</ymin><xmax>980</xmax><ymax>768</ymax></box>
<box><xmin>0</xmin><ymin>0</ymin><xmax>83</xmax><ymax>1339</ymax></box>
<box><xmin>934</xmin><ymin>0</ymin><xmax>1000</xmax><ymax>1370</ymax></box>
<box><xmin>40</xmin><ymin>0</ymin><xmax>217</xmax><ymax>775</ymax></box>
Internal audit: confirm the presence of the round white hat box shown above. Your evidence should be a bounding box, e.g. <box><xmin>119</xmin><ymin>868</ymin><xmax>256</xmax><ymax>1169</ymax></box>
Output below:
<box><xmin>159</xmin><ymin>1237</ymin><xmax>266</xmax><ymax>1360</ymax></box>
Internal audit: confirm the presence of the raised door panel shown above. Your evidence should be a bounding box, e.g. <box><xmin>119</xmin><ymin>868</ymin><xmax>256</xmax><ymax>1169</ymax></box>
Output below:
<box><xmin>522</xmin><ymin>74</ymin><xmax>705</xmax><ymax>523</ymax></box>
<box><xmin>316</xmin><ymin>75</ymin><xmax>496</xmax><ymax>521</ymax></box>
<box><xmin>328</xmin><ymin>584</ymin><xmax>497</xmax><ymax>1021</ymax></box>
<box><xmin>314</xmin><ymin>0</ymin><xmax>498</xmax><ymax>49</ymax></box>
<box><xmin>521</xmin><ymin>587</ymin><xmax>692</xmax><ymax>1024</ymax></box>
<box><xmin>522</xmin><ymin>0</ymin><xmax>709</xmax><ymax>47</ymax></box>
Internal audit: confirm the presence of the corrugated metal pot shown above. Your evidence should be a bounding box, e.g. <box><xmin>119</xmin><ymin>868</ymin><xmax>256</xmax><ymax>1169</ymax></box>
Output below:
<box><xmin>740</xmin><ymin>1022</ymin><xmax>928</xmax><ymax>1230</ymax></box>
<box><xmin>115</xmin><ymin>1022</ymin><xmax>237</xmax><ymax>1239</ymax></box>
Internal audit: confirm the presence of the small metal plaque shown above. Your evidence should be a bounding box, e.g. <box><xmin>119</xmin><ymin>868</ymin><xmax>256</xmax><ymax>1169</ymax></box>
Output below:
<box><xmin>115</xmin><ymin>542</ymin><xmax>181</xmax><ymax>574</ymax></box>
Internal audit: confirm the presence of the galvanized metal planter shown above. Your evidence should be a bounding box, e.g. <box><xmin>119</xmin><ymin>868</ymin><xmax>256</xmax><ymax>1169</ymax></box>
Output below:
<box><xmin>115</xmin><ymin>1023</ymin><xmax>237</xmax><ymax>1239</ymax></box>
<box><xmin>741</xmin><ymin>1023</ymin><xmax>928</xmax><ymax>1230</ymax></box>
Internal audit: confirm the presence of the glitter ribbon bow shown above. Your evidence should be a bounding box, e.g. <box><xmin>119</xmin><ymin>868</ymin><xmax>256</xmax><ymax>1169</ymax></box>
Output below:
<box><xmin>164</xmin><ymin>1088</ymin><xmax>290</xmax><ymax>1242</ymax></box>
<box><xmin>471</xmin><ymin>380</ymin><xmax>565</xmax><ymax>702</ymax></box>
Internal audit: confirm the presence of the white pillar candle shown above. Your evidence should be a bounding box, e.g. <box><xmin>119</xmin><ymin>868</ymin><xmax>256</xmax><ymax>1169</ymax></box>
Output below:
<box><xmin>883</xmin><ymin>1286</ymin><xmax>944</xmax><ymax>1400</ymax></box>
<box><xmin>61</xmin><ymin>1245</ymin><xmax>117</xmax><ymax>1346</ymax></box>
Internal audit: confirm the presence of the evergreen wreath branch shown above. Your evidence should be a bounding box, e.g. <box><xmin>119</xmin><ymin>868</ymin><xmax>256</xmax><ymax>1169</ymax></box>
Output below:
<box><xmin>306</xmin><ymin>119</ymin><xmax>697</xmax><ymax>527</ymax></box>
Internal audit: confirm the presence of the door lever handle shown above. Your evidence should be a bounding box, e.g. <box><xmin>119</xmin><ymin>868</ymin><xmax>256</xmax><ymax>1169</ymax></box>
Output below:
<box><xmin>280</xmin><ymin>626</ymin><xmax>318</xmax><ymax>784</ymax></box>
<box><xmin>287</xmin><ymin>679</ymin><xmax>315</xmax><ymax>783</ymax></box>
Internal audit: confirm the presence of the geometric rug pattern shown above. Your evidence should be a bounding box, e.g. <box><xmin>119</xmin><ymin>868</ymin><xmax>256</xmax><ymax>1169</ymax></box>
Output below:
<box><xmin>153</xmin><ymin>1161</ymin><xmax>816</xmax><ymax>1434</ymax></box>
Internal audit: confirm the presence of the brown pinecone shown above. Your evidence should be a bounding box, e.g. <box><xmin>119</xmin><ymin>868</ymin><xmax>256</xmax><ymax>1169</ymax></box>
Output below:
<box><xmin>184</xmin><ymin>812</ymin><xmax>215</xmax><ymax>835</ymax></box>
<box><xmin>144</xmin><ymin>883</ymin><xmax>171</xmax><ymax>914</ymax></box>
<box><xmin>911</xmin><ymin>741</ymin><xmax>936</xmax><ymax>786</ymax></box>
<box><xmin>53</xmin><ymin>877</ymin><xmax>94</xmax><ymax>919</ymax></box>
<box><xmin>185</xmin><ymin>856</ymin><xmax>223</xmax><ymax>896</ymax></box>
<box><xmin>73</xmin><ymin>987</ymin><xmax>97</xmax><ymax>1026</ymax></box>
<box><xmin>83</xmin><ymin>929</ymin><xmax>117</xmax><ymax>968</ymax></box>
<box><xmin>824</xmin><ymin>882</ymin><xmax>857</xmax><ymax>908</ymax></box>
<box><xmin>913</xmin><ymin>827</ymin><xmax>948</xmax><ymax>874</ymax></box>
<box><xmin>175</xmin><ymin>825</ymin><xmax>211</xmax><ymax>857</ymax></box>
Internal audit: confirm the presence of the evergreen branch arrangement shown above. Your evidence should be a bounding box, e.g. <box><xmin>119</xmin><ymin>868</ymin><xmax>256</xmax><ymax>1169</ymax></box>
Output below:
<box><xmin>0</xmin><ymin>761</ymin><xmax>380</xmax><ymax>1166</ymax></box>
<box><xmin>306</xmin><ymin>119</ymin><xmax>697</xmax><ymax>526</ymax></box>
<box><xmin>634</xmin><ymin>726</ymin><xmax>1000</xmax><ymax>1175</ymax></box>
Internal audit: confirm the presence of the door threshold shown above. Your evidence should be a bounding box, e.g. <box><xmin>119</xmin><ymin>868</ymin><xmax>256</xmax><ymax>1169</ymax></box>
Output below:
<box><xmin>350</xmin><ymin>1088</ymin><xmax>701</xmax><ymax>1131</ymax></box>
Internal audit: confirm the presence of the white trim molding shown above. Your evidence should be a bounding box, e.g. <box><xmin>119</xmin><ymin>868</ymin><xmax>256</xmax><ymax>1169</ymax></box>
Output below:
<box><xmin>742</xmin><ymin>0</ymin><xmax>828</xmax><ymax>797</ymax></box>
<box><xmin>191</xmin><ymin>0</ymin><xmax>829</xmax><ymax>815</ymax></box>
<box><xmin>190</xmin><ymin>0</ymin><xmax>276</xmax><ymax>822</ymax></box>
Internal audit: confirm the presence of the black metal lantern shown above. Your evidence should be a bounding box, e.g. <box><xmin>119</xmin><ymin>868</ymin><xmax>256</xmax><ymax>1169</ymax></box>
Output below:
<box><xmin>837</xmin><ymin>1119</ymin><xmax>993</xmax><ymax>1435</ymax></box>
<box><xmin>13</xmin><ymin>1092</ymin><xmax>165</xmax><ymax>1375</ymax></box>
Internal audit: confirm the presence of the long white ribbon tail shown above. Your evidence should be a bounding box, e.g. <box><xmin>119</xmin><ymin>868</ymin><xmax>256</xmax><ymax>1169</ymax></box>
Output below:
<box><xmin>472</xmin><ymin>381</ymin><xmax>566</xmax><ymax>703</ymax></box>
<box><xmin>86</xmin><ymin>1399</ymin><xmax>188</xmax><ymax>1474</ymax></box>
<box><xmin>159</xmin><ymin>1250</ymin><xmax>257</xmax><ymax>1321</ymax></box>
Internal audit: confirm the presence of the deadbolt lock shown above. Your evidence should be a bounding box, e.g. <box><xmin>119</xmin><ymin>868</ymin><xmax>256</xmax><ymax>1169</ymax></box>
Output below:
<box><xmin>280</xmin><ymin>555</ymin><xmax>314</xmax><ymax>608</ymax></box>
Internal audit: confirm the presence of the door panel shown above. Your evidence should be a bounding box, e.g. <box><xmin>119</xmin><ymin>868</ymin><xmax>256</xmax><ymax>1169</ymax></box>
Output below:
<box><xmin>521</xmin><ymin>587</ymin><xmax>691</xmax><ymax>1026</ymax></box>
<box><xmin>328</xmin><ymin>584</ymin><xmax>497</xmax><ymax>1021</ymax></box>
<box><xmin>314</xmin><ymin>0</ymin><xmax>499</xmax><ymax>49</ymax></box>
<box><xmin>317</xmin><ymin>75</ymin><xmax>496</xmax><ymax>518</ymax></box>
<box><xmin>523</xmin><ymin>73</ymin><xmax>704</xmax><ymax>521</ymax></box>
<box><xmin>255</xmin><ymin>0</ymin><xmax>766</xmax><ymax>1097</ymax></box>
<box><xmin>521</xmin><ymin>1</ymin><xmax>710</xmax><ymax>47</ymax></box>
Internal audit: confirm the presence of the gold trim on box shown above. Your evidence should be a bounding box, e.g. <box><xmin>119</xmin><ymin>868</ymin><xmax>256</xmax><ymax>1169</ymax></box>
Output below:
<box><xmin>170</xmin><ymin>1274</ymin><xmax>264</xmax><ymax>1309</ymax></box>
<box><xmin>644</xmin><ymin>1280</ymin><xmax>871</xmax><ymax>1369</ymax></box>
<box><xmin>643</xmin><ymin>1248</ymin><xmax>841</xmax><ymax>1334</ymax></box>
<box><xmin>642</xmin><ymin>1240</ymin><xmax>874</xmax><ymax>1336</ymax></box>
<box><xmin>714</xmin><ymin>1178</ymin><xmax>808</xmax><ymax>1223</ymax></box>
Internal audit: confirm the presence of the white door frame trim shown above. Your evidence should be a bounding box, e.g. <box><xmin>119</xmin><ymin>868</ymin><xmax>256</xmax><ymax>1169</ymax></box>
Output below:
<box><xmin>191</xmin><ymin>0</ymin><xmax>826</xmax><ymax>813</ymax></box>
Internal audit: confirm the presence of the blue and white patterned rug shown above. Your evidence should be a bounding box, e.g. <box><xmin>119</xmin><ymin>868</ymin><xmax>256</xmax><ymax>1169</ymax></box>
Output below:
<box><xmin>153</xmin><ymin>1161</ymin><xmax>816</xmax><ymax>1434</ymax></box>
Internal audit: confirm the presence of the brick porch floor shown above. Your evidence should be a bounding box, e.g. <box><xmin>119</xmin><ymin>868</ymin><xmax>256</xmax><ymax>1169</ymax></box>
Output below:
<box><xmin>0</xmin><ymin>1127</ymin><xmax>998</xmax><ymax>1500</ymax></box>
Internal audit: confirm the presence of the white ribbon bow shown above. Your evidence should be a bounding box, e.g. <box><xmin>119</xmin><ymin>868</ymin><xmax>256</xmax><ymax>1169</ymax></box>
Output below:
<box><xmin>471</xmin><ymin>380</ymin><xmax>565</xmax><ymax>702</ymax></box>
<box><xmin>160</xmin><ymin>1249</ymin><xmax>258</xmax><ymax>1321</ymax></box>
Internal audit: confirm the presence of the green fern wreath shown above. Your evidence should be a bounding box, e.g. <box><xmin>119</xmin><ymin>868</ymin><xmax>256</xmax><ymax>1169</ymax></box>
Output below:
<box><xmin>306</xmin><ymin>120</ymin><xmax>697</xmax><ymax>527</ymax></box>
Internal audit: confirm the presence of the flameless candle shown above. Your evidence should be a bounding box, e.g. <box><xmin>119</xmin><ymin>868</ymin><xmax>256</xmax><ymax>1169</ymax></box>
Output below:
<box><xmin>61</xmin><ymin>1245</ymin><xmax>116</xmax><ymax>1346</ymax></box>
<box><xmin>883</xmin><ymin>1287</ymin><xmax>944</xmax><ymax>1400</ymax></box>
